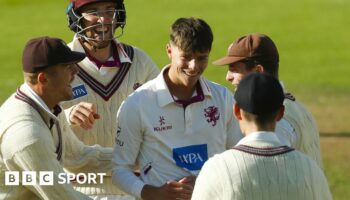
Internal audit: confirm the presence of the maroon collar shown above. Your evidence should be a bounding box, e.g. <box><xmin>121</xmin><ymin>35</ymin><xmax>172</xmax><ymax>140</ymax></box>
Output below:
<box><xmin>86</xmin><ymin>42</ymin><xmax>121</xmax><ymax>69</ymax></box>
<box><xmin>15</xmin><ymin>88</ymin><xmax>63</xmax><ymax>161</ymax></box>
<box><xmin>173</xmin><ymin>83</ymin><xmax>205</xmax><ymax>108</ymax></box>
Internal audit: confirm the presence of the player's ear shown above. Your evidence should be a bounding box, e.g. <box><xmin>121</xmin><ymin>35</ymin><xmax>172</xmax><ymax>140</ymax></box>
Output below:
<box><xmin>37</xmin><ymin>72</ymin><xmax>48</xmax><ymax>84</ymax></box>
<box><xmin>255</xmin><ymin>64</ymin><xmax>264</xmax><ymax>73</ymax></box>
<box><xmin>166</xmin><ymin>43</ymin><xmax>172</xmax><ymax>59</ymax></box>
<box><xmin>275</xmin><ymin>105</ymin><xmax>285</xmax><ymax>121</ymax></box>
<box><xmin>233</xmin><ymin>103</ymin><xmax>242</xmax><ymax>120</ymax></box>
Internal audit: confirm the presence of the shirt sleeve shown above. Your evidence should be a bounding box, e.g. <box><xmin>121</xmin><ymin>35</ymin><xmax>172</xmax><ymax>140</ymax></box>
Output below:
<box><xmin>1</xmin><ymin>122</ymin><xmax>91</xmax><ymax>200</ymax></box>
<box><xmin>192</xmin><ymin>155</ymin><xmax>226</xmax><ymax>200</ymax></box>
<box><xmin>275</xmin><ymin>119</ymin><xmax>297</xmax><ymax>147</ymax></box>
<box><xmin>135</xmin><ymin>47</ymin><xmax>160</xmax><ymax>82</ymax></box>
<box><xmin>62</xmin><ymin>104</ymin><xmax>75</xmax><ymax>126</ymax></box>
<box><xmin>317</xmin><ymin>171</ymin><xmax>333</xmax><ymax>200</ymax></box>
<box><xmin>112</xmin><ymin>98</ymin><xmax>145</xmax><ymax>198</ymax></box>
<box><xmin>58</xmin><ymin>114</ymin><xmax>113</xmax><ymax>174</ymax></box>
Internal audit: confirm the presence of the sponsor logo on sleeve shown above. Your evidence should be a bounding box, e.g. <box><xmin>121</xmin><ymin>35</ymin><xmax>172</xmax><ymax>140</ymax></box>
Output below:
<box><xmin>72</xmin><ymin>84</ymin><xmax>88</xmax><ymax>99</ymax></box>
<box><xmin>115</xmin><ymin>126</ymin><xmax>124</xmax><ymax>147</ymax></box>
<box><xmin>173</xmin><ymin>144</ymin><xmax>208</xmax><ymax>171</ymax></box>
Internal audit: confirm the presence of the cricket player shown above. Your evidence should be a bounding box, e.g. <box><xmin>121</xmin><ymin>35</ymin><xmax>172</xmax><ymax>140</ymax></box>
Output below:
<box><xmin>62</xmin><ymin>0</ymin><xmax>159</xmax><ymax>199</ymax></box>
<box><xmin>0</xmin><ymin>37</ymin><xmax>113</xmax><ymax>200</ymax></box>
<box><xmin>192</xmin><ymin>73</ymin><xmax>332</xmax><ymax>200</ymax></box>
<box><xmin>112</xmin><ymin>17</ymin><xmax>242</xmax><ymax>200</ymax></box>
<box><xmin>213</xmin><ymin>33</ymin><xmax>323</xmax><ymax>168</ymax></box>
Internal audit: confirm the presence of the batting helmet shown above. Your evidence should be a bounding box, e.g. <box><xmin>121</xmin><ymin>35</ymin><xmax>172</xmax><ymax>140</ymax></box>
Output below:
<box><xmin>66</xmin><ymin>0</ymin><xmax>126</xmax><ymax>37</ymax></box>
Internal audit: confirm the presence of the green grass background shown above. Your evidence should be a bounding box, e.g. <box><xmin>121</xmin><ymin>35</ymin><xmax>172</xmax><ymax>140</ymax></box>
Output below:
<box><xmin>0</xmin><ymin>0</ymin><xmax>349</xmax><ymax>198</ymax></box>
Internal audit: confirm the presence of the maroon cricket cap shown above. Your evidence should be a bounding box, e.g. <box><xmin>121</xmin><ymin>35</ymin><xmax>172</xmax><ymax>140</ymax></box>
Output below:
<box><xmin>70</xmin><ymin>0</ymin><xmax>118</xmax><ymax>10</ymax></box>
<box><xmin>22</xmin><ymin>36</ymin><xmax>85</xmax><ymax>73</ymax></box>
<box><xmin>213</xmin><ymin>33</ymin><xmax>279</xmax><ymax>66</ymax></box>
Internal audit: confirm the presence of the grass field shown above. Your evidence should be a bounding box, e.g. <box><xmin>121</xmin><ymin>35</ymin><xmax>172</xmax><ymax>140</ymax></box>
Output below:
<box><xmin>0</xmin><ymin>0</ymin><xmax>349</xmax><ymax>199</ymax></box>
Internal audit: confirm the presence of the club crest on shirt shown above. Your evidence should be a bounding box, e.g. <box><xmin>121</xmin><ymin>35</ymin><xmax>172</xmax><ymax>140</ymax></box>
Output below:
<box><xmin>173</xmin><ymin>144</ymin><xmax>208</xmax><ymax>171</ymax></box>
<box><xmin>154</xmin><ymin>116</ymin><xmax>172</xmax><ymax>132</ymax></box>
<box><xmin>72</xmin><ymin>84</ymin><xmax>88</xmax><ymax>99</ymax></box>
<box><xmin>204</xmin><ymin>106</ymin><xmax>220</xmax><ymax>126</ymax></box>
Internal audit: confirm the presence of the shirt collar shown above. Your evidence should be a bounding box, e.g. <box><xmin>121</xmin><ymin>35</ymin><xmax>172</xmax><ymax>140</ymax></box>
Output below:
<box><xmin>21</xmin><ymin>83</ymin><xmax>60</xmax><ymax>121</ymax></box>
<box><xmin>70</xmin><ymin>35</ymin><xmax>132</xmax><ymax>65</ymax></box>
<box><xmin>236</xmin><ymin>131</ymin><xmax>282</xmax><ymax>146</ymax></box>
<box><xmin>155</xmin><ymin>65</ymin><xmax>213</xmax><ymax>107</ymax></box>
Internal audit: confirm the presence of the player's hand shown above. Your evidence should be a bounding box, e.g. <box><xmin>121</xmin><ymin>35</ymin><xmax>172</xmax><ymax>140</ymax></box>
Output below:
<box><xmin>178</xmin><ymin>175</ymin><xmax>197</xmax><ymax>187</ymax></box>
<box><xmin>69</xmin><ymin>102</ymin><xmax>100</xmax><ymax>130</ymax></box>
<box><xmin>141</xmin><ymin>180</ymin><xmax>193</xmax><ymax>200</ymax></box>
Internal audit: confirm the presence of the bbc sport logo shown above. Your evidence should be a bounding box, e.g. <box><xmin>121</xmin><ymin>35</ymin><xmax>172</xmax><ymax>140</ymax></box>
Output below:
<box><xmin>5</xmin><ymin>171</ymin><xmax>106</xmax><ymax>186</ymax></box>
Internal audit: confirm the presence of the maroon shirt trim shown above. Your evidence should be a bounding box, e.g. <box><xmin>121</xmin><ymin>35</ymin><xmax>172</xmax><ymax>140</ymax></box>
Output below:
<box><xmin>76</xmin><ymin>43</ymin><xmax>134</xmax><ymax>101</ymax></box>
<box><xmin>232</xmin><ymin>145</ymin><xmax>294</xmax><ymax>157</ymax></box>
<box><xmin>173</xmin><ymin>83</ymin><xmax>205</xmax><ymax>108</ymax></box>
<box><xmin>15</xmin><ymin>88</ymin><xmax>63</xmax><ymax>161</ymax></box>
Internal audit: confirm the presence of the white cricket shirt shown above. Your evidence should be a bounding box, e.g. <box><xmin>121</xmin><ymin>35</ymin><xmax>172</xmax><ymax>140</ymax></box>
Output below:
<box><xmin>192</xmin><ymin>132</ymin><xmax>332</xmax><ymax>200</ymax></box>
<box><xmin>112</xmin><ymin>66</ymin><xmax>243</xmax><ymax>198</ymax></box>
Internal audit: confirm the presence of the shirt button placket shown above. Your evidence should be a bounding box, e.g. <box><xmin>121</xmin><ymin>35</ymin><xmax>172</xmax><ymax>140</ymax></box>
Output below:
<box><xmin>184</xmin><ymin>106</ymin><xmax>192</xmax><ymax>134</ymax></box>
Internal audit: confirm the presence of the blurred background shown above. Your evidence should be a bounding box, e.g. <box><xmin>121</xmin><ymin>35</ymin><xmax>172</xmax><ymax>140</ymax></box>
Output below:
<box><xmin>0</xmin><ymin>0</ymin><xmax>349</xmax><ymax>198</ymax></box>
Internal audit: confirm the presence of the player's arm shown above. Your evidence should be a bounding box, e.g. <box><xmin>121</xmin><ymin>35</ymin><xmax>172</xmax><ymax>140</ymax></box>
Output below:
<box><xmin>275</xmin><ymin>119</ymin><xmax>297</xmax><ymax>147</ymax></box>
<box><xmin>134</xmin><ymin>47</ymin><xmax>160</xmax><ymax>82</ymax></box>
<box><xmin>58</xmin><ymin>113</ymin><xmax>112</xmax><ymax>174</ymax></box>
<box><xmin>111</xmin><ymin>98</ymin><xmax>145</xmax><ymax>198</ymax></box>
<box><xmin>2</xmin><ymin>122</ymin><xmax>91</xmax><ymax>200</ymax></box>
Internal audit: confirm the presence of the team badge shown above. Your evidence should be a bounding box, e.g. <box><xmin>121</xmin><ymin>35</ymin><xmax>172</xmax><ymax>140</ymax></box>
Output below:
<box><xmin>204</xmin><ymin>106</ymin><xmax>220</xmax><ymax>126</ymax></box>
<box><xmin>72</xmin><ymin>84</ymin><xmax>88</xmax><ymax>99</ymax></box>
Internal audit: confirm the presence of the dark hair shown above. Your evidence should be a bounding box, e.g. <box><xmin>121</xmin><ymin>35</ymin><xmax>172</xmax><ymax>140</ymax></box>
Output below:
<box><xmin>242</xmin><ymin>109</ymin><xmax>280</xmax><ymax>127</ymax></box>
<box><xmin>242</xmin><ymin>59</ymin><xmax>279</xmax><ymax>79</ymax></box>
<box><xmin>170</xmin><ymin>17</ymin><xmax>213</xmax><ymax>53</ymax></box>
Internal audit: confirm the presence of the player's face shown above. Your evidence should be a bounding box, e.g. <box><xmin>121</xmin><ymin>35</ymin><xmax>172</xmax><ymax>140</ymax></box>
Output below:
<box><xmin>44</xmin><ymin>64</ymin><xmax>78</xmax><ymax>102</ymax></box>
<box><xmin>167</xmin><ymin>44</ymin><xmax>209</xmax><ymax>89</ymax></box>
<box><xmin>226</xmin><ymin>62</ymin><xmax>254</xmax><ymax>89</ymax></box>
<box><xmin>80</xmin><ymin>2</ymin><xmax>117</xmax><ymax>48</ymax></box>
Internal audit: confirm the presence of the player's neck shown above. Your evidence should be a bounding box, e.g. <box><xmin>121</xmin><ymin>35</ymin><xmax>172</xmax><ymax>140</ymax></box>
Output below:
<box><xmin>164</xmin><ymin>69</ymin><xmax>197</xmax><ymax>100</ymax></box>
<box><xmin>242</xmin><ymin>122</ymin><xmax>276</xmax><ymax>136</ymax></box>
<box><xmin>82</xmin><ymin>42</ymin><xmax>113</xmax><ymax>63</ymax></box>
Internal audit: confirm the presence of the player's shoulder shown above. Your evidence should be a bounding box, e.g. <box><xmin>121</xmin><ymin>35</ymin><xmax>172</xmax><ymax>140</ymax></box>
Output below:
<box><xmin>123</xmin><ymin>77</ymin><xmax>158</xmax><ymax>103</ymax></box>
<box><xmin>284</xmin><ymin>92</ymin><xmax>296</xmax><ymax>101</ymax></box>
<box><xmin>120</xmin><ymin>43</ymin><xmax>148</xmax><ymax>57</ymax></box>
<box><xmin>202</xmin><ymin>78</ymin><xmax>233</xmax><ymax>96</ymax></box>
<box><xmin>1</xmin><ymin>101</ymin><xmax>53</xmax><ymax>157</ymax></box>
<box><xmin>283</xmin><ymin>92</ymin><xmax>311</xmax><ymax>114</ymax></box>
<box><xmin>291</xmin><ymin>149</ymin><xmax>322</xmax><ymax>169</ymax></box>
<box><xmin>203</xmin><ymin>151</ymin><xmax>228</xmax><ymax>168</ymax></box>
<box><xmin>0</xmin><ymin>95</ymin><xmax>38</xmax><ymax>121</ymax></box>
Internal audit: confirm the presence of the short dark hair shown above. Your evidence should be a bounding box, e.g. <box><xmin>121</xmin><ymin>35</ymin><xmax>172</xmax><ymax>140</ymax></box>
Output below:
<box><xmin>170</xmin><ymin>17</ymin><xmax>213</xmax><ymax>53</ymax></box>
<box><xmin>242</xmin><ymin>59</ymin><xmax>279</xmax><ymax>79</ymax></box>
<box><xmin>242</xmin><ymin>109</ymin><xmax>280</xmax><ymax>127</ymax></box>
